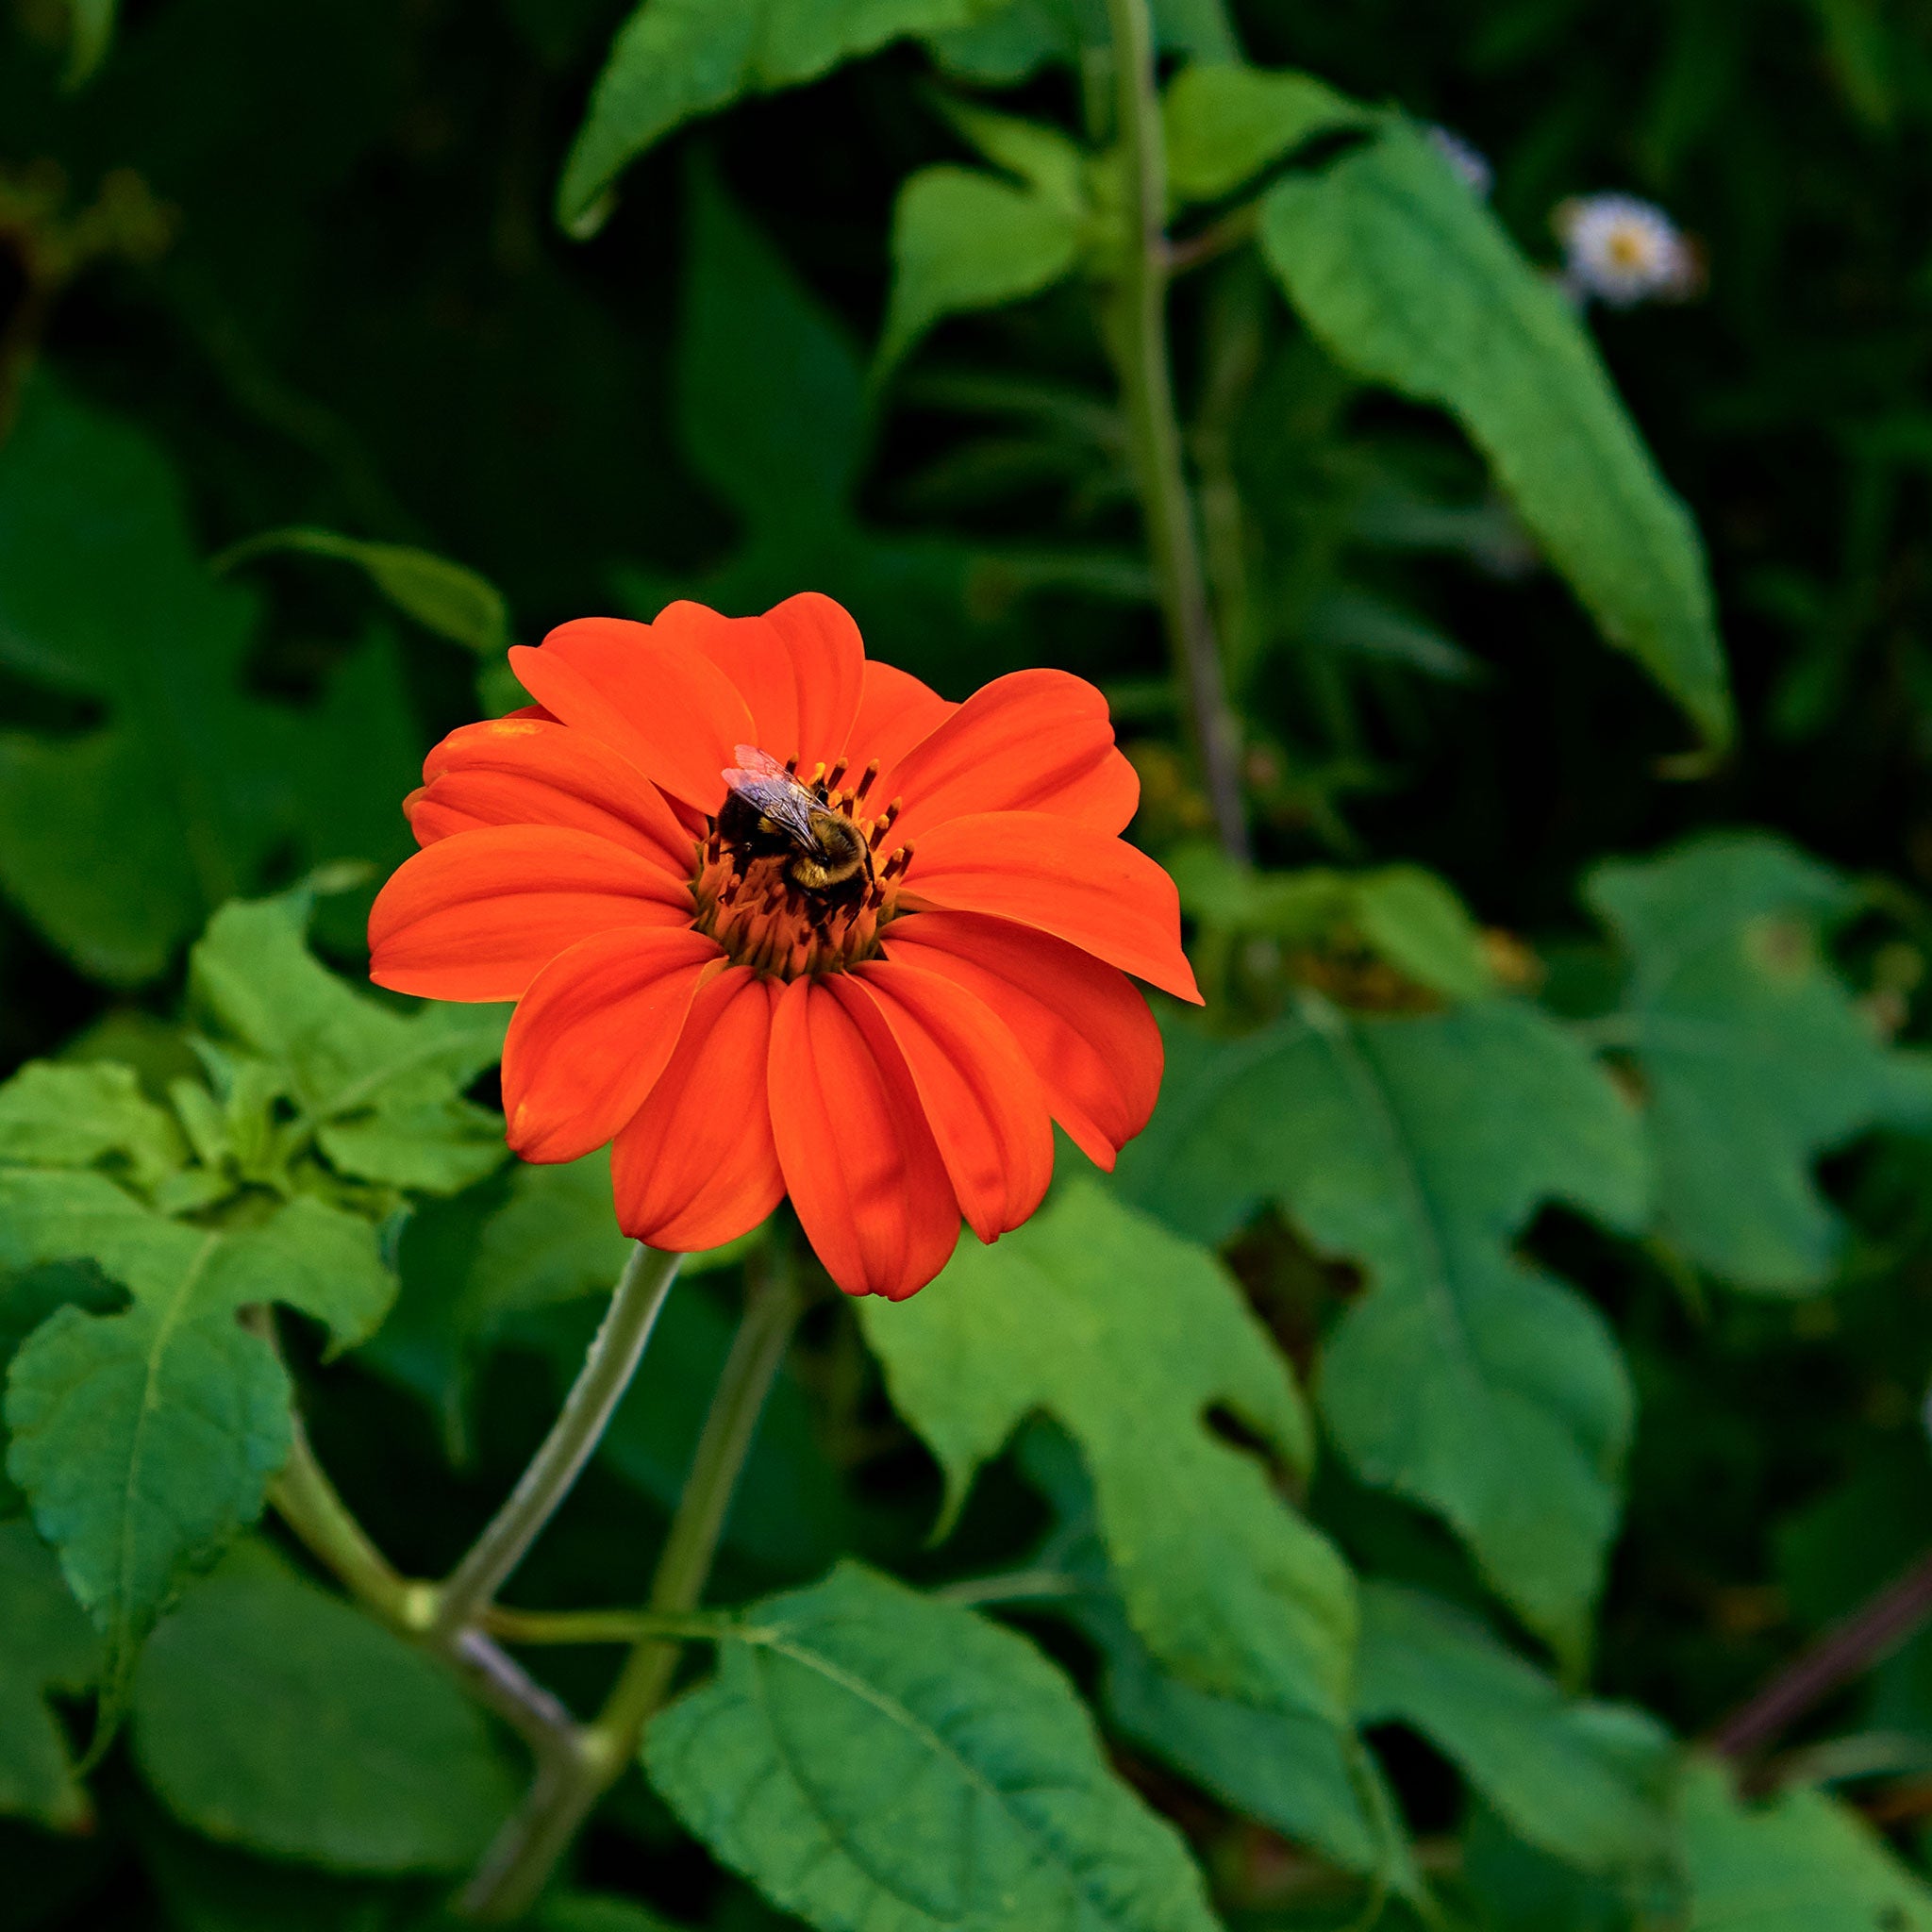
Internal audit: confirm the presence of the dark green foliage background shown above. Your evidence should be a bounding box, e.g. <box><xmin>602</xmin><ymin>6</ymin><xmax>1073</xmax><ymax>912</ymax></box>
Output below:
<box><xmin>9</xmin><ymin>1</ymin><xmax>1932</xmax><ymax>1928</ymax></box>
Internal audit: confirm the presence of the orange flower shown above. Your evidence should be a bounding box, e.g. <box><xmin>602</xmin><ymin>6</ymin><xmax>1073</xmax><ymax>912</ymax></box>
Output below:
<box><xmin>369</xmin><ymin>594</ymin><xmax>1200</xmax><ymax>1300</ymax></box>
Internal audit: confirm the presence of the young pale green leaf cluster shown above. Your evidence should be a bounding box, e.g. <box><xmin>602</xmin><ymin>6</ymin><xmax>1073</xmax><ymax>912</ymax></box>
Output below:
<box><xmin>0</xmin><ymin>895</ymin><xmax>505</xmax><ymax>1723</ymax></box>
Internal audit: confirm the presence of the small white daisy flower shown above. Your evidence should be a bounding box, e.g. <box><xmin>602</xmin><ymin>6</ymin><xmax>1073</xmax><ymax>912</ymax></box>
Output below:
<box><xmin>1427</xmin><ymin>125</ymin><xmax>1493</xmax><ymax>198</ymax></box>
<box><xmin>1554</xmin><ymin>193</ymin><xmax>1700</xmax><ymax>308</ymax></box>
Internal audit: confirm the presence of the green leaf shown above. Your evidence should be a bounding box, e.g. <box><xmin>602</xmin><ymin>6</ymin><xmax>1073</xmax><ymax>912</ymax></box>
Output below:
<box><xmin>230</xmin><ymin>1195</ymin><xmax>406</xmax><ymax>1350</ymax></box>
<box><xmin>1352</xmin><ymin>868</ymin><xmax>1494</xmax><ymax>1002</ymax></box>
<box><xmin>875</xmin><ymin>94</ymin><xmax>1099</xmax><ymax>371</ymax></box>
<box><xmin>1082</xmin><ymin>1588</ymin><xmax>1409</xmax><ymax>1886</ymax></box>
<box><xmin>1117</xmin><ymin>998</ymin><xmax>1648</xmax><ymax>1658</ymax></box>
<box><xmin>61</xmin><ymin>0</ymin><xmax>116</xmax><ymax>84</ymax></box>
<box><xmin>1355</xmin><ymin>1583</ymin><xmax>1674</xmax><ymax>1876</ymax></box>
<box><xmin>1153</xmin><ymin>0</ymin><xmax>1239</xmax><ymax>61</ymax></box>
<box><xmin>190</xmin><ymin>895</ymin><xmax>508</xmax><ymax>1197</ymax></box>
<box><xmin>1588</xmin><ymin>833</ymin><xmax>1932</xmax><ymax>1291</ymax></box>
<box><xmin>213</xmin><ymin>526</ymin><xmax>510</xmax><ymax>656</ymax></box>
<box><xmin>1171</xmin><ymin>847</ymin><xmax>1494</xmax><ymax>1001</ymax></box>
<box><xmin>880</xmin><ymin>165</ymin><xmax>1084</xmax><ymax>371</ymax></box>
<box><xmin>644</xmin><ymin>1561</ymin><xmax>1220</xmax><ymax>1932</ymax></box>
<box><xmin>1012</xmin><ymin>1424</ymin><xmax>1408</xmax><ymax>1888</ymax></box>
<box><xmin>0</xmin><ymin>1060</ymin><xmax>187</xmax><ymax>1191</ymax></box>
<box><xmin>0</xmin><ymin>1262</ymin><xmax>126</xmax><ymax>1519</ymax></box>
<box><xmin>558</xmin><ymin>0</ymin><xmax>1013</xmax><ymax>231</ymax></box>
<box><xmin>940</xmin><ymin>95</ymin><xmax>1089</xmax><ymax>204</ymax></box>
<box><xmin>8</xmin><ymin>1291</ymin><xmax>287</xmax><ymax>1721</ymax></box>
<box><xmin>132</xmin><ymin>1557</ymin><xmax>516</xmax><ymax>1873</ymax></box>
<box><xmin>1679</xmin><ymin>1757</ymin><xmax>1932</xmax><ymax>1929</ymax></box>
<box><xmin>0</xmin><ymin>377</ymin><xmax>421</xmax><ymax>986</ymax></box>
<box><xmin>929</xmin><ymin>0</ymin><xmax>1235</xmax><ymax>83</ymax></box>
<box><xmin>0</xmin><ymin>1521</ymin><xmax>99</xmax><ymax>1830</ymax></box>
<box><xmin>858</xmin><ymin>1177</ymin><xmax>1355</xmax><ymax>1729</ymax></box>
<box><xmin>1</xmin><ymin>1172</ymin><xmax>394</xmax><ymax>1700</ymax></box>
<box><xmin>1162</xmin><ymin>64</ymin><xmax>1371</xmax><ymax>205</ymax></box>
<box><xmin>1258</xmin><ymin>123</ymin><xmax>1733</xmax><ymax>749</ymax></box>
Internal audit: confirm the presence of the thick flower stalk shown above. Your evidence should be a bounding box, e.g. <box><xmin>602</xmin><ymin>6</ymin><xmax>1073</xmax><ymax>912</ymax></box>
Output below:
<box><xmin>370</xmin><ymin>593</ymin><xmax>1199</xmax><ymax>1301</ymax></box>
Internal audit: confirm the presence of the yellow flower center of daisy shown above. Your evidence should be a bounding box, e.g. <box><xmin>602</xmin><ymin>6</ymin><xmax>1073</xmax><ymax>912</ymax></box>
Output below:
<box><xmin>689</xmin><ymin>749</ymin><xmax>911</xmax><ymax>978</ymax></box>
<box><xmin>1606</xmin><ymin>226</ymin><xmax>1652</xmax><ymax>270</ymax></box>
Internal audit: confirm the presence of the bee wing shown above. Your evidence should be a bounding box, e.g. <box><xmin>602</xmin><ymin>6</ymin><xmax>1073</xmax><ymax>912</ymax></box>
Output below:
<box><xmin>728</xmin><ymin>743</ymin><xmax>791</xmax><ymax>779</ymax></box>
<box><xmin>721</xmin><ymin>749</ymin><xmax>823</xmax><ymax>845</ymax></box>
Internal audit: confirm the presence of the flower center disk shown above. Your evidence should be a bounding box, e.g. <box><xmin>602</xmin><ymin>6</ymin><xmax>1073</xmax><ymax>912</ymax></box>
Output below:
<box><xmin>689</xmin><ymin>747</ymin><xmax>912</xmax><ymax>979</ymax></box>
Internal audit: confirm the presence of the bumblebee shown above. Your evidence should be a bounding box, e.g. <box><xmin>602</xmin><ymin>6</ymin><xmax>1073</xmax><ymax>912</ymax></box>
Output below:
<box><xmin>718</xmin><ymin>745</ymin><xmax>874</xmax><ymax>912</ymax></box>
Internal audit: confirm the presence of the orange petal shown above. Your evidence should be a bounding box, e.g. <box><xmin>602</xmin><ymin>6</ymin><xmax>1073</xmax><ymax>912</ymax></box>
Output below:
<box><xmin>880</xmin><ymin>668</ymin><xmax>1139</xmax><ymax>843</ymax></box>
<box><xmin>768</xmin><ymin>976</ymin><xmax>959</xmax><ymax>1299</ymax></box>
<box><xmin>508</xmin><ymin>616</ymin><xmax>754</xmax><ymax>813</ymax></box>
<box><xmin>675</xmin><ymin>592</ymin><xmax>865</xmax><ymax>772</ymax></box>
<box><xmin>611</xmin><ymin>968</ymin><xmax>786</xmax><ymax>1253</ymax></box>
<box><xmin>901</xmin><ymin>812</ymin><xmax>1202</xmax><ymax>1004</ymax></box>
<box><xmin>847</xmin><ymin>658</ymin><xmax>957</xmax><ymax>774</ymax></box>
<box><xmin>408</xmin><ymin>715</ymin><xmax>696</xmax><ymax>875</ymax></box>
<box><xmin>880</xmin><ymin>909</ymin><xmax>1163</xmax><ymax>1170</ymax></box>
<box><xmin>503</xmin><ymin>927</ymin><xmax>722</xmax><ymax>1163</ymax></box>
<box><xmin>368</xmin><ymin>825</ymin><xmax>693</xmax><ymax>1003</ymax></box>
<box><xmin>851</xmin><ymin>960</ymin><xmax>1053</xmax><ymax>1242</ymax></box>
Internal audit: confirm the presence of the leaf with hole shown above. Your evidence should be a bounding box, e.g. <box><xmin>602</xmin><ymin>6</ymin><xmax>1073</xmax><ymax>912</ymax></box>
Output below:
<box><xmin>859</xmin><ymin>1176</ymin><xmax>1355</xmax><ymax>1731</ymax></box>
<box><xmin>1116</xmin><ymin>997</ymin><xmax>1648</xmax><ymax>1661</ymax></box>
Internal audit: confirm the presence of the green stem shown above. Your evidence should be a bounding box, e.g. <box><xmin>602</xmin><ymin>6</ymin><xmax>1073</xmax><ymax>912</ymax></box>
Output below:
<box><xmin>935</xmin><ymin>1567</ymin><xmax>1089</xmax><ymax>1607</ymax></box>
<box><xmin>455</xmin><ymin>1254</ymin><xmax>805</xmax><ymax>1923</ymax></box>
<box><xmin>1102</xmin><ymin>0</ymin><xmax>1249</xmax><ymax>860</ymax></box>
<box><xmin>484</xmin><ymin>1606</ymin><xmax>738</xmax><ymax>1647</ymax></box>
<box><xmin>434</xmin><ymin>1242</ymin><xmax>682</xmax><ymax>1639</ymax></box>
